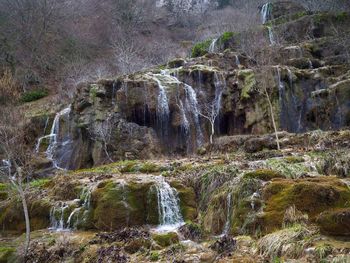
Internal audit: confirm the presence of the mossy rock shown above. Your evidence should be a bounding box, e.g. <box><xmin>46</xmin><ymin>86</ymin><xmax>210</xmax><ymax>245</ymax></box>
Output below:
<box><xmin>202</xmin><ymin>191</ymin><xmax>228</xmax><ymax>235</ymax></box>
<box><xmin>0</xmin><ymin>247</ymin><xmax>16</xmax><ymax>263</ymax></box>
<box><xmin>243</xmin><ymin>169</ymin><xmax>284</xmax><ymax>181</ymax></box>
<box><xmin>92</xmin><ymin>180</ymin><xmax>158</xmax><ymax>230</ymax></box>
<box><xmin>238</xmin><ymin>69</ymin><xmax>256</xmax><ymax>99</ymax></box>
<box><xmin>262</xmin><ymin>177</ymin><xmax>350</xmax><ymax>233</ymax></box>
<box><xmin>316</xmin><ymin>208</ymin><xmax>350</xmax><ymax>236</ymax></box>
<box><xmin>0</xmin><ymin>198</ymin><xmax>51</xmax><ymax>233</ymax></box>
<box><xmin>152</xmin><ymin>232</ymin><xmax>179</xmax><ymax>247</ymax></box>
<box><xmin>0</xmin><ymin>192</ymin><xmax>8</xmax><ymax>201</ymax></box>
<box><xmin>124</xmin><ymin>238</ymin><xmax>152</xmax><ymax>254</ymax></box>
<box><xmin>170</xmin><ymin>182</ymin><xmax>197</xmax><ymax>221</ymax></box>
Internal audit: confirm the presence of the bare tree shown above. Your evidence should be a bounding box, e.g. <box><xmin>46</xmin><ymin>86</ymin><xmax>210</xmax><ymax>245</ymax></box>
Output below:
<box><xmin>0</xmin><ymin>107</ymin><xmax>32</xmax><ymax>258</ymax></box>
<box><xmin>198</xmin><ymin>100</ymin><xmax>220</xmax><ymax>145</ymax></box>
<box><xmin>89</xmin><ymin>114</ymin><xmax>116</xmax><ymax>163</ymax></box>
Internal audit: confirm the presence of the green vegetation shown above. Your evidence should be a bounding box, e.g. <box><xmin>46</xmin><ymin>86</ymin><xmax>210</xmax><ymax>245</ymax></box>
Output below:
<box><xmin>29</xmin><ymin>178</ymin><xmax>51</xmax><ymax>188</ymax></box>
<box><xmin>0</xmin><ymin>247</ymin><xmax>16</xmax><ymax>263</ymax></box>
<box><xmin>20</xmin><ymin>89</ymin><xmax>48</xmax><ymax>103</ymax></box>
<box><xmin>263</xmin><ymin>177</ymin><xmax>350</xmax><ymax>233</ymax></box>
<box><xmin>150</xmin><ymin>251</ymin><xmax>159</xmax><ymax>261</ymax></box>
<box><xmin>238</xmin><ymin>69</ymin><xmax>256</xmax><ymax>99</ymax></box>
<box><xmin>243</xmin><ymin>169</ymin><xmax>284</xmax><ymax>181</ymax></box>
<box><xmin>191</xmin><ymin>39</ymin><xmax>212</xmax><ymax>57</ymax></box>
<box><xmin>152</xmin><ymin>232</ymin><xmax>179</xmax><ymax>247</ymax></box>
<box><xmin>218</xmin><ymin>31</ymin><xmax>235</xmax><ymax>46</ymax></box>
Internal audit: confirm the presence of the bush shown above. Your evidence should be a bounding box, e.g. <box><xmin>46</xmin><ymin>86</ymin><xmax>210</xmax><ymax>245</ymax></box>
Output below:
<box><xmin>21</xmin><ymin>89</ymin><xmax>48</xmax><ymax>103</ymax></box>
<box><xmin>191</xmin><ymin>39</ymin><xmax>212</xmax><ymax>57</ymax></box>
<box><xmin>150</xmin><ymin>251</ymin><xmax>159</xmax><ymax>261</ymax></box>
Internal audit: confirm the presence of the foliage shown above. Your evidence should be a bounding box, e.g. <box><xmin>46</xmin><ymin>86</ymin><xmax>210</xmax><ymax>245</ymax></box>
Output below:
<box><xmin>21</xmin><ymin>89</ymin><xmax>48</xmax><ymax>103</ymax></box>
<box><xmin>150</xmin><ymin>251</ymin><xmax>159</xmax><ymax>261</ymax></box>
<box><xmin>29</xmin><ymin>179</ymin><xmax>51</xmax><ymax>188</ymax></box>
<box><xmin>191</xmin><ymin>39</ymin><xmax>212</xmax><ymax>57</ymax></box>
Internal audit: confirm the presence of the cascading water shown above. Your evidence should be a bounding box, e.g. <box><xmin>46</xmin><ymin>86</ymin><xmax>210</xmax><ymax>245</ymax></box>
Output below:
<box><xmin>213</xmin><ymin>72</ymin><xmax>226</xmax><ymax>129</ymax></box>
<box><xmin>287</xmin><ymin>69</ymin><xmax>303</xmax><ymax>132</ymax></box>
<box><xmin>222</xmin><ymin>192</ymin><xmax>232</xmax><ymax>235</ymax></box>
<box><xmin>235</xmin><ymin>55</ymin><xmax>240</xmax><ymax>66</ymax></box>
<box><xmin>149</xmin><ymin>73</ymin><xmax>171</xmax><ymax>138</ymax></box>
<box><xmin>267</xmin><ymin>26</ymin><xmax>276</xmax><ymax>45</ymax></box>
<box><xmin>184</xmin><ymin>83</ymin><xmax>204</xmax><ymax>147</ymax></box>
<box><xmin>261</xmin><ymin>3</ymin><xmax>272</xmax><ymax>24</ymax></box>
<box><xmin>50</xmin><ymin>202</ymin><xmax>69</xmax><ymax>231</ymax></box>
<box><xmin>209</xmin><ymin>38</ymin><xmax>218</xmax><ymax>53</ymax></box>
<box><xmin>156</xmin><ymin>176</ymin><xmax>184</xmax><ymax>231</ymax></box>
<box><xmin>51</xmin><ymin>186</ymin><xmax>94</xmax><ymax>231</ymax></box>
<box><xmin>36</xmin><ymin>106</ymin><xmax>73</xmax><ymax>169</ymax></box>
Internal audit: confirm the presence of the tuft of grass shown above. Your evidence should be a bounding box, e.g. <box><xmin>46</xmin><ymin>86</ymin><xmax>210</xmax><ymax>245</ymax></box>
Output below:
<box><xmin>191</xmin><ymin>39</ymin><xmax>212</xmax><ymax>57</ymax></box>
<box><xmin>29</xmin><ymin>178</ymin><xmax>51</xmax><ymax>188</ymax></box>
<box><xmin>21</xmin><ymin>89</ymin><xmax>48</xmax><ymax>103</ymax></box>
<box><xmin>150</xmin><ymin>251</ymin><xmax>159</xmax><ymax>261</ymax></box>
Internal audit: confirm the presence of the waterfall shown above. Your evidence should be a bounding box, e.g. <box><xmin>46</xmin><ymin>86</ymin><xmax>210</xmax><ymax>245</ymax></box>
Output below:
<box><xmin>51</xmin><ymin>186</ymin><xmax>94</xmax><ymax>231</ymax></box>
<box><xmin>261</xmin><ymin>3</ymin><xmax>272</xmax><ymax>24</ymax></box>
<box><xmin>308</xmin><ymin>59</ymin><xmax>313</xmax><ymax>69</ymax></box>
<box><xmin>179</xmin><ymin>100</ymin><xmax>190</xmax><ymax>135</ymax></box>
<box><xmin>267</xmin><ymin>26</ymin><xmax>276</xmax><ymax>45</ymax></box>
<box><xmin>235</xmin><ymin>55</ymin><xmax>240</xmax><ymax>66</ymax></box>
<box><xmin>156</xmin><ymin>176</ymin><xmax>184</xmax><ymax>231</ymax></box>
<box><xmin>184</xmin><ymin>84</ymin><xmax>204</xmax><ymax>147</ymax></box>
<box><xmin>149</xmin><ymin>73</ymin><xmax>170</xmax><ymax>137</ymax></box>
<box><xmin>112</xmin><ymin>82</ymin><xmax>117</xmax><ymax>105</ymax></box>
<box><xmin>50</xmin><ymin>202</ymin><xmax>69</xmax><ymax>231</ymax></box>
<box><xmin>287</xmin><ymin>69</ymin><xmax>302</xmax><ymax>132</ymax></box>
<box><xmin>209</xmin><ymin>38</ymin><xmax>218</xmax><ymax>53</ymax></box>
<box><xmin>214</xmin><ymin>72</ymin><xmax>225</xmax><ymax>116</ymax></box>
<box><xmin>36</xmin><ymin>106</ymin><xmax>72</xmax><ymax>169</ymax></box>
<box><xmin>222</xmin><ymin>192</ymin><xmax>232</xmax><ymax>235</ymax></box>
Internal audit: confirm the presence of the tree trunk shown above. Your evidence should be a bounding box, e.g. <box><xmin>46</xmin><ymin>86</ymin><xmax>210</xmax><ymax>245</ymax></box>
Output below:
<box><xmin>210</xmin><ymin>122</ymin><xmax>215</xmax><ymax>144</ymax></box>
<box><xmin>265</xmin><ymin>89</ymin><xmax>280</xmax><ymax>150</ymax></box>
<box><xmin>18</xmin><ymin>183</ymin><xmax>30</xmax><ymax>259</ymax></box>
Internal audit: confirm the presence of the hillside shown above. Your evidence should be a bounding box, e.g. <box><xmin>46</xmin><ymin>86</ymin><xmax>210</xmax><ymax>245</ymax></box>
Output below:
<box><xmin>0</xmin><ymin>1</ymin><xmax>350</xmax><ymax>263</ymax></box>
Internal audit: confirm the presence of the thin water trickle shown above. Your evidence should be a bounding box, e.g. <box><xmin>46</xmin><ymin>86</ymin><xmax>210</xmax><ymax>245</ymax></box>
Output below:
<box><xmin>261</xmin><ymin>3</ymin><xmax>272</xmax><ymax>24</ymax></box>
<box><xmin>222</xmin><ymin>192</ymin><xmax>232</xmax><ymax>235</ymax></box>
<box><xmin>209</xmin><ymin>38</ymin><xmax>218</xmax><ymax>53</ymax></box>
<box><xmin>267</xmin><ymin>26</ymin><xmax>276</xmax><ymax>45</ymax></box>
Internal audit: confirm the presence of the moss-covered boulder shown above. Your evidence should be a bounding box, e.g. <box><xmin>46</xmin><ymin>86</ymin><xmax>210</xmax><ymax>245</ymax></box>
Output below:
<box><xmin>0</xmin><ymin>247</ymin><xmax>16</xmax><ymax>263</ymax></box>
<box><xmin>0</xmin><ymin>197</ymin><xmax>51</xmax><ymax>233</ymax></box>
<box><xmin>316</xmin><ymin>208</ymin><xmax>350</xmax><ymax>236</ymax></box>
<box><xmin>152</xmin><ymin>232</ymin><xmax>179</xmax><ymax>247</ymax></box>
<box><xmin>170</xmin><ymin>181</ymin><xmax>197</xmax><ymax>221</ymax></box>
<box><xmin>243</xmin><ymin>169</ymin><xmax>284</xmax><ymax>181</ymax></box>
<box><xmin>91</xmin><ymin>180</ymin><xmax>159</xmax><ymax>230</ymax></box>
<box><xmin>262</xmin><ymin>177</ymin><xmax>350</xmax><ymax>233</ymax></box>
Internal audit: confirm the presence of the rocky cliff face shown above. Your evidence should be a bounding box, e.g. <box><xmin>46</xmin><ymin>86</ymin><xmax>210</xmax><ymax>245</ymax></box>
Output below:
<box><xmin>40</xmin><ymin>4</ymin><xmax>350</xmax><ymax>169</ymax></box>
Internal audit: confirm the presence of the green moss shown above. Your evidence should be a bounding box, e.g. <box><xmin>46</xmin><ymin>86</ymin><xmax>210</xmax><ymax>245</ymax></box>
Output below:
<box><xmin>171</xmin><ymin>182</ymin><xmax>197</xmax><ymax>221</ymax></box>
<box><xmin>92</xmin><ymin>180</ymin><xmax>157</xmax><ymax>230</ymax></box>
<box><xmin>266</xmin><ymin>158</ymin><xmax>310</xmax><ymax>179</ymax></box>
<box><xmin>0</xmin><ymin>247</ymin><xmax>16</xmax><ymax>263</ymax></box>
<box><xmin>20</xmin><ymin>89</ymin><xmax>48</xmax><ymax>103</ymax></box>
<box><xmin>139</xmin><ymin>162</ymin><xmax>162</xmax><ymax>174</ymax></box>
<box><xmin>315</xmin><ymin>243</ymin><xmax>332</xmax><ymax>260</ymax></box>
<box><xmin>150</xmin><ymin>251</ymin><xmax>159</xmax><ymax>261</ymax></box>
<box><xmin>191</xmin><ymin>39</ymin><xmax>212</xmax><ymax>57</ymax></box>
<box><xmin>238</xmin><ymin>69</ymin><xmax>256</xmax><ymax>99</ymax></box>
<box><xmin>263</xmin><ymin>177</ymin><xmax>350</xmax><ymax>234</ymax></box>
<box><xmin>0</xmin><ymin>192</ymin><xmax>8</xmax><ymax>201</ymax></box>
<box><xmin>29</xmin><ymin>178</ymin><xmax>51</xmax><ymax>188</ymax></box>
<box><xmin>0</xmin><ymin>183</ymin><xmax>7</xmax><ymax>191</ymax></box>
<box><xmin>316</xmin><ymin>208</ymin><xmax>350</xmax><ymax>236</ymax></box>
<box><xmin>218</xmin><ymin>32</ymin><xmax>235</xmax><ymax>46</ymax></box>
<box><xmin>284</xmin><ymin>156</ymin><xmax>305</xmax><ymax>164</ymax></box>
<box><xmin>152</xmin><ymin>232</ymin><xmax>179</xmax><ymax>247</ymax></box>
<box><xmin>243</xmin><ymin>169</ymin><xmax>284</xmax><ymax>181</ymax></box>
